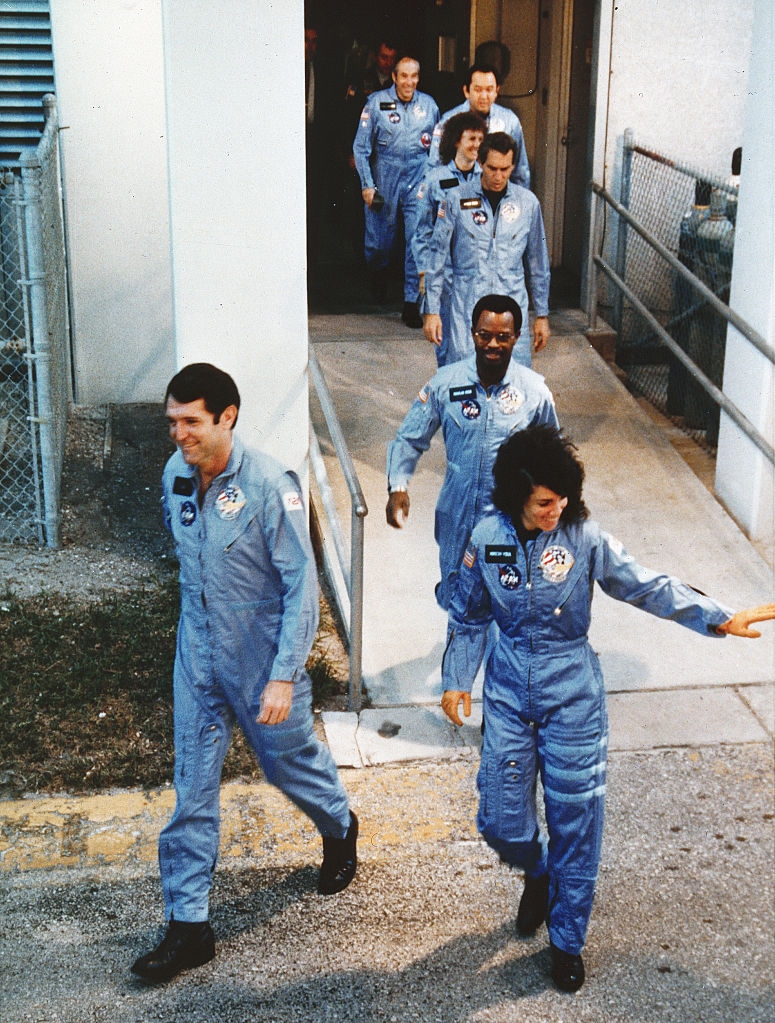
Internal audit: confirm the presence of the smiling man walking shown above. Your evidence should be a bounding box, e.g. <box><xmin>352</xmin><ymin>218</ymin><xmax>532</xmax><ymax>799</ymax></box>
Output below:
<box><xmin>131</xmin><ymin>363</ymin><xmax>357</xmax><ymax>984</ymax></box>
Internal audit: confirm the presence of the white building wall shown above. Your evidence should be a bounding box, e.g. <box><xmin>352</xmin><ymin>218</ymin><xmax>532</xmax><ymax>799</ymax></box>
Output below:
<box><xmin>594</xmin><ymin>0</ymin><xmax>754</xmax><ymax>192</ymax></box>
<box><xmin>49</xmin><ymin>0</ymin><xmax>174</xmax><ymax>404</ymax></box>
<box><xmin>715</xmin><ymin>0</ymin><xmax>774</xmax><ymax>562</ymax></box>
<box><xmin>160</xmin><ymin>0</ymin><xmax>308</xmax><ymax>469</ymax></box>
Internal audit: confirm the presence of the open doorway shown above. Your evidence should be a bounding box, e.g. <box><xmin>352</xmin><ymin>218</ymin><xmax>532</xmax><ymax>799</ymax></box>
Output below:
<box><xmin>304</xmin><ymin>0</ymin><xmax>595</xmax><ymax>313</ymax></box>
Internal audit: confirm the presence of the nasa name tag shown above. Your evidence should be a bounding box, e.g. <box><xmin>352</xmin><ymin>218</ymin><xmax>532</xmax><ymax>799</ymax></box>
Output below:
<box><xmin>380</xmin><ymin>101</ymin><xmax>397</xmax><ymax>110</ymax></box>
<box><xmin>485</xmin><ymin>545</ymin><xmax>517</xmax><ymax>564</ymax></box>
<box><xmin>439</xmin><ymin>178</ymin><xmax>458</xmax><ymax>190</ymax></box>
<box><xmin>173</xmin><ymin>475</ymin><xmax>195</xmax><ymax>496</ymax></box>
<box><xmin>449</xmin><ymin>385</ymin><xmax>476</xmax><ymax>402</ymax></box>
<box><xmin>460</xmin><ymin>197</ymin><xmax>482</xmax><ymax>210</ymax></box>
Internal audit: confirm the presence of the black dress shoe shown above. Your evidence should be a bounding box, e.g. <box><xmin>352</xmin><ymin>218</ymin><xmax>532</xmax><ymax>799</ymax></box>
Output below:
<box><xmin>401</xmin><ymin>301</ymin><xmax>423</xmax><ymax>328</ymax></box>
<box><xmin>550</xmin><ymin>942</ymin><xmax>585</xmax><ymax>992</ymax></box>
<box><xmin>516</xmin><ymin>873</ymin><xmax>549</xmax><ymax>935</ymax></box>
<box><xmin>131</xmin><ymin>920</ymin><xmax>215</xmax><ymax>983</ymax></box>
<box><xmin>318</xmin><ymin>811</ymin><xmax>358</xmax><ymax>895</ymax></box>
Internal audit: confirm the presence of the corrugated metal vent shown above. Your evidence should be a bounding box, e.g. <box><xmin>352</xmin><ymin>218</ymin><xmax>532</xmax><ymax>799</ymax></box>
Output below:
<box><xmin>0</xmin><ymin>0</ymin><xmax>54</xmax><ymax>165</ymax></box>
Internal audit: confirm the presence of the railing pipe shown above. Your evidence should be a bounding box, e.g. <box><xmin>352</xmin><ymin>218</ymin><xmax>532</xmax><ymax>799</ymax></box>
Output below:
<box><xmin>593</xmin><ymin>252</ymin><xmax>775</xmax><ymax>468</ymax></box>
<box><xmin>308</xmin><ymin>345</ymin><xmax>368</xmax><ymax>711</ymax></box>
<box><xmin>592</xmin><ymin>181</ymin><xmax>774</xmax><ymax>367</ymax></box>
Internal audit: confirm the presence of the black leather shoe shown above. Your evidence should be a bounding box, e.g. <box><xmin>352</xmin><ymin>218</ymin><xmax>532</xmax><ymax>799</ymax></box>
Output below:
<box><xmin>318</xmin><ymin>811</ymin><xmax>358</xmax><ymax>895</ymax></box>
<box><xmin>401</xmin><ymin>301</ymin><xmax>423</xmax><ymax>328</ymax></box>
<box><xmin>516</xmin><ymin>873</ymin><xmax>549</xmax><ymax>935</ymax></box>
<box><xmin>550</xmin><ymin>942</ymin><xmax>585</xmax><ymax>992</ymax></box>
<box><xmin>131</xmin><ymin>920</ymin><xmax>215</xmax><ymax>983</ymax></box>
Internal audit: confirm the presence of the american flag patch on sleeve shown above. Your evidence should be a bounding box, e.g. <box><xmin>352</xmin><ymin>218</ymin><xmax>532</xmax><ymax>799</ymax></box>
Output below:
<box><xmin>463</xmin><ymin>544</ymin><xmax>476</xmax><ymax>568</ymax></box>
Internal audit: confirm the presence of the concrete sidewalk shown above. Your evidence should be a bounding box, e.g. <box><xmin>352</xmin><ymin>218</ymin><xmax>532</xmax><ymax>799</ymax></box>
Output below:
<box><xmin>309</xmin><ymin>309</ymin><xmax>774</xmax><ymax>768</ymax></box>
<box><xmin>1</xmin><ymin>310</ymin><xmax>772</xmax><ymax>1022</ymax></box>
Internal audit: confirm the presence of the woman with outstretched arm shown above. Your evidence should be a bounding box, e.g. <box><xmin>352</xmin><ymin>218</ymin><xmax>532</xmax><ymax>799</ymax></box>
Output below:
<box><xmin>441</xmin><ymin>424</ymin><xmax>774</xmax><ymax>993</ymax></box>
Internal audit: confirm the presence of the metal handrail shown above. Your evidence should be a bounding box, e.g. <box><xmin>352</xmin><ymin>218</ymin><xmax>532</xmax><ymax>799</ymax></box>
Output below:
<box><xmin>308</xmin><ymin>345</ymin><xmax>368</xmax><ymax>711</ymax></box>
<box><xmin>591</xmin><ymin>181</ymin><xmax>774</xmax><ymax>367</ymax></box>
<box><xmin>588</xmin><ymin>183</ymin><xmax>775</xmax><ymax>470</ymax></box>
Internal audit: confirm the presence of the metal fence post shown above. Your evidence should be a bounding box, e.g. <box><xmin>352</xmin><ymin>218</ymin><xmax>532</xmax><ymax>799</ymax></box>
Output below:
<box><xmin>586</xmin><ymin>186</ymin><xmax>599</xmax><ymax>330</ymax></box>
<box><xmin>613</xmin><ymin>128</ymin><xmax>635</xmax><ymax>332</ymax></box>
<box><xmin>20</xmin><ymin>138</ymin><xmax>58</xmax><ymax>546</ymax></box>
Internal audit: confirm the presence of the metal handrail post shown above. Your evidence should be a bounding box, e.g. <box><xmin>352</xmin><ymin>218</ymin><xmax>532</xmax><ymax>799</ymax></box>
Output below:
<box><xmin>349</xmin><ymin>506</ymin><xmax>365</xmax><ymax>712</ymax></box>
<box><xmin>308</xmin><ymin>346</ymin><xmax>368</xmax><ymax>710</ymax></box>
<box><xmin>613</xmin><ymin>128</ymin><xmax>635</xmax><ymax>332</ymax></box>
<box><xmin>592</xmin><ymin>181</ymin><xmax>774</xmax><ymax>367</ymax></box>
<box><xmin>594</xmin><ymin>253</ymin><xmax>775</xmax><ymax>467</ymax></box>
<box><xmin>586</xmin><ymin>186</ymin><xmax>599</xmax><ymax>330</ymax></box>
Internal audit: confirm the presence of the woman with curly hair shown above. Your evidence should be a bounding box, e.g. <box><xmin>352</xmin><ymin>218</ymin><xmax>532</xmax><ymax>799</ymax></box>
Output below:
<box><xmin>441</xmin><ymin>424</ymin><xmax>774</xmax><ymax>992</ymax></box>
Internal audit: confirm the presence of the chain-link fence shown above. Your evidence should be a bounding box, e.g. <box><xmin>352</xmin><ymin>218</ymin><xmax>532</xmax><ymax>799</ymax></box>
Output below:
<box><xmin>0</xmin><ymin>94</ymin><xmax>69</xmax><ymax>546</ymax></box>
<box><xmin>602</xmin><ymin>131</ymin><xmax>739</xmax><ymax>451</ymax></box>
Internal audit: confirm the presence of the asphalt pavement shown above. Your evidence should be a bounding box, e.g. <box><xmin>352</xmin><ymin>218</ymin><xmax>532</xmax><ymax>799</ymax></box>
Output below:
<box><xmin>1</xmin><ymin>308</ymin><xmax>773</xmax><ymax>1022</ymax></box>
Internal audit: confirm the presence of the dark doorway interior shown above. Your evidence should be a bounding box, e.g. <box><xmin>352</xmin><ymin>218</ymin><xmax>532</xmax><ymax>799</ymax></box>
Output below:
<box><xmin>304</xmin><ymin>0</ymin><xmax>582</xmax><ymax>314</ymax></box>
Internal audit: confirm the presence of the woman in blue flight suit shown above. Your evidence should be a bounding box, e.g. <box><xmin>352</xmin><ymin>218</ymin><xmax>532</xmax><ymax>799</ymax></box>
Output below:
<box><xmin>441</xmin><ymin>425</ymin><xmax>774</xmax><ymax>992</ymax></box>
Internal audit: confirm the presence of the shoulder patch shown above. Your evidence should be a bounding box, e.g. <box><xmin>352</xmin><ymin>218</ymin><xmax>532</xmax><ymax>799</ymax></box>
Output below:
<box><xmin>417</xmin><ymin>382</ymin><xmax>431</xmax><ymax>404</ymax></box>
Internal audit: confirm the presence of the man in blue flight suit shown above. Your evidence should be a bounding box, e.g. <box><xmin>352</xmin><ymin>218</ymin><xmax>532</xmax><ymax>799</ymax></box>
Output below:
<box><xmin>412</xmin><ymin>110</ymin><xmax>486</xmax><ymax>366</ymax></box>
<box><xmin>422</xmin><ymin>132</ymin><xmax>551</xmax><ymax>368</ymax></box>
<box><xmin>353</xmin><ymin>55</ymin><xmax>439</xmax><ymax>326</ymax></box>
<box><xmin>441</xmin><ymin>424</ymin><xmax>775</xmax><ymax>992</ymax></box>
<box><xmin>131</xmin><ymin>364</ymin><xmax>357</xmax><ymax>984</ymax></box>
<box><xmin>428</xmin><ymin>64</ymin><xmax>530</xmax><ymax>188</ymax></box>
<box><xmin>386</xmin><ymin>295</ymin><xmax>558</xmax><ymax>610</ymax></box>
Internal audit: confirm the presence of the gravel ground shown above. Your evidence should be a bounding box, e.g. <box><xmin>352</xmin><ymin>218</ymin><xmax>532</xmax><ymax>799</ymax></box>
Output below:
<box><xmin>0</xmin><ymin>745</ymin><xmax>772</xmax><ymax>1022</ymax></box>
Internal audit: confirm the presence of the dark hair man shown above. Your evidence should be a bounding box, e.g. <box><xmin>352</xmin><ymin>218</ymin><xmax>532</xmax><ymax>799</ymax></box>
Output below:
<box><xmin>428</xmin><ymin>64</ymin><xmax>530</xmax><ymax>187</ymax></box>
<box><xmin>131</xmin><ymin>363</ymin><xmax>358</xmax><ymax>984</ymax></box>
<box><xmin>386</xmin><ymin>296</ymin><xmax>559</xmax><ymax>610</ymax></box>
<box><xmin>421</xmin><ymin>132</ymin><xmax>551</xmax><ymax>368</ymax></box>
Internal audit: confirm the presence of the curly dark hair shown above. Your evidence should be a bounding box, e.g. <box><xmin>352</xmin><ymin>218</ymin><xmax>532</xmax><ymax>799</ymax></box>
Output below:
<box><xmin>438</xmin><ymin>111</ymin><xmax>487</xmax><ymax>165</ymax></box>
<box><xmin>492</xmin><ymin>425</ymin><xmax>588</xmax><ymax>526</ymax></box>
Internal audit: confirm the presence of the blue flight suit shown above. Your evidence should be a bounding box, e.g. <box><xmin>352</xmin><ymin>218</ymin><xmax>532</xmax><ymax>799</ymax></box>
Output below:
<box><xmin>428</xmin><ymin>101</ymin><xmax>531</xmax><ymax>188</ymax></box>
<box><xmin>443</xmin><ymin>512</ymin><xmax>734</xmax><ymax>955</ymax></box>
<box><xmin>412</xmin><ymin>159</ymin><xmax>482</xmax><ymax>366</ymax></box>
<box><xmin>159</xmin><ymin>437</ymin><xmax>351</xmax><ymax>922</ymax></box>
<box><xmin>386</xmin><ymin>356</ymin><xmax>558</xmax><ymax>609</ymax></box>
<box><xmin>422</xmin><ymin>179</ymin><xmax>551</xmax><ymax>368</ymax></box>
<box><xmin>353</xmin><ymin>84</ymin><xmax>439</xmax><ymax>302</ymax></box>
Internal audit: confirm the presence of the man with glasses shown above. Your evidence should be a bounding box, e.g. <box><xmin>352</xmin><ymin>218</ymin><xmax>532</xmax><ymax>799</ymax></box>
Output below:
<box><xmin>386</xmin><ymin>295</ymin><xmax>558</xmax><ymax>609</ymax></box>
<box><xmin>422</xmin><ymin>132</ymin><xmax>551</xmax><ymax>367</ymax></box>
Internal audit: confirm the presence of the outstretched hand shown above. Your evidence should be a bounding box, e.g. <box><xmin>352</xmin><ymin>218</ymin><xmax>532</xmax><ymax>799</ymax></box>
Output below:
<box><xmin>717</xmin><ymin>603</ymin><xmax>775</xmax><ymax>638</ymax></box>
<box><xmin>441</xmin><ymin>690</ymin><xmax>472</xmax><ymax>726</ymax></box>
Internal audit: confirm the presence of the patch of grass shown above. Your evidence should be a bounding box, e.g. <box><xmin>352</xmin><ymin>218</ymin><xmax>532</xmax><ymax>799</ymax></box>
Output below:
<box><xmin>0</xmin><ymin>582</ymin><xmax>348</xmax><ymax>796</ymax></box>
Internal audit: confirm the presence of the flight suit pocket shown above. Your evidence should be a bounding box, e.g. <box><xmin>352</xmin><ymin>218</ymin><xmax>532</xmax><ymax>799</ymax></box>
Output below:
<box><xmin>480</xmin><ymin>751</ymin><xmax>536</xmax><ymax>843</ymax></box>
